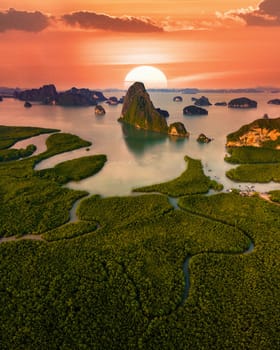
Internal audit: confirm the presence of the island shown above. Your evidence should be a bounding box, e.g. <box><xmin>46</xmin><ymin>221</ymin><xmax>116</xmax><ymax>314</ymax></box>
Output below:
<box><xmin>95</xmin><ymin>105</ymin><xmax>106</xmax><ymax>116</ymax></box>
<box><xmin>183</xmin><ymin>105</ymin><xmax>208</xmax><ymax>116</ymax></box>
<box><xmin>226</xmin><ymin>117</ymin><xmax>280</xmax><ymax>148</ymax></box>
<box><xmin>192</xmin><ymin>95</ymin><xmax>212</xmax><ymax>106</ymax></box>
<box><xmin>14</xmin><ymin>84</ymin><xmax>107</xmax><ymax>106</ymax></box>
<box><xmin>228</xmin><ymin>97</ymin><xmax>257</xmax><ymax>109</ymax></box>
<box><xmin>197</xmin><ymin>133</ymin><xmax>212</xmax><ymax>143</ymax></box>
<box><xmin>225</xmin><ymin>117</ymin><xmax>280</xmax><ymax>182</ymax></box>
<box><xmin>24</xmin><ymin>101</ymin><xmax>32</xmax><ymax>108</ymax></box>
<box><xmin>268</xmin><ymin>98</ymin><xmax>280</xmax><ymax>105</ymax></box>
<box><xmin>119</xmin><ymin>82</ymin><xmax>189</xmax><ymax>137</ymax></box>
<box><xmin>173</xmin><ymin>96</ymin><xmax>183</xmax><ymax>102</ymax></box>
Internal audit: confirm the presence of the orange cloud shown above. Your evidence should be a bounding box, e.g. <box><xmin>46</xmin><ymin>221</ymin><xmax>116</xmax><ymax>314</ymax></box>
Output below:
<box><xmin>61</xmin><ymin>11</ymin><xmax>163</xmax><ymax>32</ymax></box>
<box><xmin>0</xmin><ymin>8</ymin><xmax>50</xmax><ymax>32</ymax></box>
<box><xmin>218</xmin><ymin>0</ymin><xmax>280</xmax><ymax>26</ymax></box>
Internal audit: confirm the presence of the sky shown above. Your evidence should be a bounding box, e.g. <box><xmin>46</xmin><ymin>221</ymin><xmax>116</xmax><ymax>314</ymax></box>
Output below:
<box><xmin>0</xmin><ymin>0</ymin><xmax>279</xmax><ymax>90</ymax></box>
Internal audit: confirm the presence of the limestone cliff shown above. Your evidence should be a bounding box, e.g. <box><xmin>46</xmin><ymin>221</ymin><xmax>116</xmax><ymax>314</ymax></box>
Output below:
<box><xmin>226</xmin><ymin>117</ymin><xmax>280</xmax><ymax>148</ymax></box>
<box><xmin>120</xmin><ymin>82</ymin><xmax>168</xmax><ymax>133</ymax></box>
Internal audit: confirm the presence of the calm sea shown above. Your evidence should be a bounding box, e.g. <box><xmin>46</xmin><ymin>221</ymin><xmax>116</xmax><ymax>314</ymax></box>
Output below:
<box><xmin>1</xmin><ymin>92</ymin><xmax>280</xmax><ymax>196</ymax></box>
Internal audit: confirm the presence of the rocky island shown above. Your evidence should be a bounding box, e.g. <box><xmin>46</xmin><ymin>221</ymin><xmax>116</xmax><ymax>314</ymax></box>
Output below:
<box><xmin>183</xmin><ymin>105</ymin><xmax>208</xmax><ymax>116</ymax></box>
<box><xmin>192</xmin><ymin>96</ymin><xmax>212</xmax><ymax>106</ymax></box>
<box><xmin>119</xmin><ymin>82</ymin><xmax>188</xmax><ymax>137</ymax></box>
<box><xmin>268</xmin><ymin>99</ymin><xmax>280</xmax><ymax>105</ymax></box>
<box><xmin>14</xmin><ymin>84</ymin><xmax>107</xmax><ymax>106</ymax></box>
<box><xmin>226</xmin><ymin>117</ymin><xmax>280</xmax><ymax>148</ymax></box>
<box><xmin>228</xmin><ymin>97</ymin><xmax>257</xmax><ymax>109</ymax></box>
<box><xmin>173</xmin><ymin>96</ymin><xmax>183</xmax><ymax>102</ymax></box>
<box><xmin>197</xmin><ymin>133</ymin><xmax>212</xmax><ymax>143</ymax></box>
<box><xmin>95</xmin><ymin>105</ymin><xmax>106</xmax><ymax>116</ymax></box>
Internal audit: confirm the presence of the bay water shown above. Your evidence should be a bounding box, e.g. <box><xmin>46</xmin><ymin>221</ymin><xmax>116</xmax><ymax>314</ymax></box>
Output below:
<box><xmin>1</xmin><ymin>92</ymin><xmax>280</xmax><ymax>196</ymax></box>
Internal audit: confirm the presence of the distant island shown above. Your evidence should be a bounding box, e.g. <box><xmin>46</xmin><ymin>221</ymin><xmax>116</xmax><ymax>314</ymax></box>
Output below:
<box><xmin>1</xmin><ymin>85</ymin><xmax>280</xmax><ymax>99</ymax></box>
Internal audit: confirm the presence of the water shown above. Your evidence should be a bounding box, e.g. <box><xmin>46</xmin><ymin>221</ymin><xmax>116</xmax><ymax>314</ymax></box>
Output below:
<box><xmin>1</xmin><ymin>92</ymin><xmax>280</xmax><ymax>196</ymax></box>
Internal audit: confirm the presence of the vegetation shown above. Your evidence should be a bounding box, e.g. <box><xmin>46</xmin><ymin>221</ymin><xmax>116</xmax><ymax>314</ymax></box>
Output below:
<box><xmin>226</xmin><ymin>117</ymin><xmax>280</xmax><ymax>145</ymax></box>
<box><xmin>34</xmin><ymin>132</ymin><xmax>92</xmax><ymax>162</ymax></box>
<box><xmin>42</xmin><ymin>221</ymin><xmax>99</xmax><ymax>241</ymax></box>
<box><xmin>119</xmin><ymin>82</ymin><xmax>169</xmax><ymax>134</ymax></box>
<box><xmin>226</xmin><ymin>163</ymin><xmax>280</xmax><ymax>182</ymax></box>
<box><xmin>0</xmin><ymin>126</ymin><xmax>280</xmax><ymax>349</ymax></box>
<box><xmin>0</xmin><ymin>144</ymin><xmax>36</xmax><ymax>162</ymax></box>
<box><xmin>0</xmin><ymin>129</ymin><xmax>105</xmax><ymax>238</ymax></box>
<box><xmin>0</xmin><ymin>125</ymin><xmax>58</xmax><ymax>150</ymax></box>
<box><xmin>268</xmin><ymin>190</ymin><xmax>280</xmax><ymax>203</ymax></box>
<box><xmin>225</xmin><ymin>118</ymin><xmax>280</xmax><ymax>182</ymax></box>
<box><xmin>225</xmin><ymin>146</ymin><xmax>280</xmax><ymax>164</ymax></box>
<box><xmin>37</xmin><ymin>155</ymin><xmax>107</xmax><ymax>184</ymax></box>
<box><xmin>134</xmin><ymin>155</ymin><xmax>223</xmax><ymax>196</ymax></box>
<box><xmin>78</xmin><ymin>194</ymin><xmax>174</xmax><ymax>229</ymax></box>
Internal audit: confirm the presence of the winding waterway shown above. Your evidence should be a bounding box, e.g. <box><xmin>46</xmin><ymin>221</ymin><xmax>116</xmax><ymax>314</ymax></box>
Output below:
<box><xmin>166</xmin><ymin>196</ymin><xmax>255</xmax><ymax>305</ymax></box>
<box><xmin>0</xmin><ymin>94</ymin><xmax>278</xmax><ymax>305</ymax></box>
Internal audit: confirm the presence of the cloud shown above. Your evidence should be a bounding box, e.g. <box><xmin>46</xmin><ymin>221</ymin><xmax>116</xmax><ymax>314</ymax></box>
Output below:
<box><xmin>61</xmin><ymin>11</ymin><xmax>163</xmax><ymax>32</ymax></box>
<box><xmin>0</xmin><ymin>8</ymin><xmax>50</xmax><ymax>32</ymax></box>
<box><xmin>218</xmin><ymin>0</ymin><xmax>280</xmax><ymax>26</ymax></box>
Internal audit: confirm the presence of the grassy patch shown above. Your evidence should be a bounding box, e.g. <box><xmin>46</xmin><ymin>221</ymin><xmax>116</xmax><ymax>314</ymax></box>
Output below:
<box><xmin>36</xmin><ymin>155</ymin><xmax>107</xmax><ymax>184</ymax></box>
<box><xmin>225</xmin><ymin>146</ymin><xmax>280</xmax><ymax>164</ymax></box>
<box><xmin>226</xmin><ymin>163</ymin><xmax>280</xmax><ymax>182</ymax></box>
<box><xmin>133</xmin><ymin>155</ymin><xmax>223</xmax><ymax>196</ymax></box>
<box><xmin>268</xmin><ymin>190</ymin><xmax>280</xmax><ymax>203</ymax></box>
<box><xmin>0</xmin><ymin>144</ymin><xmax>36</xmax><ymax>162</ymax></box>
<box><xmin>0</xmin><ymin>125</ymin><xmax>58</xmax><ymax>150</ymax></box>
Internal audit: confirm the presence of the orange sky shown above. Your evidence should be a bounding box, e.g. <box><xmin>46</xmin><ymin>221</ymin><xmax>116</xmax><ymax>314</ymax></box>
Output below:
<box><xmin>0</xmin><ymin>1</ymin><xmax>279</xmax><ymax>89</ymax></box>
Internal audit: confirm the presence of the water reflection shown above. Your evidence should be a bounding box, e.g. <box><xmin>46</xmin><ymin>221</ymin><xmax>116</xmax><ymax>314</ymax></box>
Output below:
<box><xmin>121</xmin><ymin>123</ymin><xmax>167</xmax><ymax>156</ymax></box>
<box><xmin>121</xmin><ymin>123</ymin><xmax>188</xmax><ymax>156</ymax></box>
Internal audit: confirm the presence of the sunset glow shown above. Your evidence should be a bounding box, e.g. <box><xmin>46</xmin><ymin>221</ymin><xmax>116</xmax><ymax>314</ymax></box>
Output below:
<box><xmin>124</xmin><ymin>66</ymin><xmax>168</xmax><ymax>89</ymax></box>
<box><xmin>0</xmin><ymin>1</ymin><xmax>279</xmax><ymax>89</ymax></box>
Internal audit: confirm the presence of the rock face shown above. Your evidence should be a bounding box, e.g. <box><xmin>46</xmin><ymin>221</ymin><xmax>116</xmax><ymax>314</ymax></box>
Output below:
<box><xmin>168</xmin><ymin>122</ymin><xmax>189</xmax><ymax>137</ymax></box>
<box><xmin>15</xmin><ymin>84</ymin><xmax>57</xmax><ymax>104</ymax></box>
<box><xmin>14</xmin><ymin>84</ymin><xmax>107</xmax><ymax>106</ymax></box>
<box><xmin>56</xmin><ymin>87</ymin><xmax>106</xmax><ymax>106</ymax></box>
<box><xmin>215</xmin><ymin>101</ymin><xmax>227</xmax><ymax>106</ymax></box>
<box><xmin>95</xmin><ymin>105</ymin><xmax>106</xmax><ymax>116</ymax></box>
<box><xmin>120</xmin><ymin>82</ymin><xmax>189</xmax><ymax>137</ymax></box>
<box><xmin>119</xmin><ymin>82</ymin><xmax>168</xmax><ymax>133</ymax></box>
<box><xmin>226</xmin><ymin>117</ymin><xmax>280</xmax><ymax>148</ymax></box>
<box><xmin>173</xmin><ymin>96</ymin><xmax>183</xmax><ymax>102</ymax></box>
<box><xmin>183</xmin><ymin>105</ymin><xmax>208</xmax><ymax>116</ymax></box>
<box><xmin>228</xmin><ymin>97</ymin><xmax>257</xmax><ymax>109</ymax></box>
<box><xmin>197</xmin><ymin>133</ymin><xmax>212</xmax><ymax>143</ymax></box>
<box><xmin>268</xmin><ymin>99</ymin><xmax>280</xmax><ymax>105</ymax></box>
<box><xmin>192</xmin><ymin>96</ymin><xmax>212</xmax><ymax>106</ymax></box>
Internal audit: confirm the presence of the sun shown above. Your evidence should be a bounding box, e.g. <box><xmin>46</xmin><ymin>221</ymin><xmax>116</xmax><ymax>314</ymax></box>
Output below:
<box><xmin>124</xmin><ymin>66</ymin><xmax>168</xmax><ymax>90</ymax></box>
